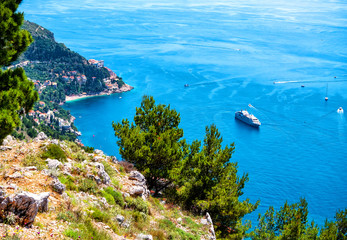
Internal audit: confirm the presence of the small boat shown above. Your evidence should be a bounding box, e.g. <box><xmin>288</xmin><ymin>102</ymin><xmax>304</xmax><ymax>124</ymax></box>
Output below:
<box><xmin>325</xmin><ymin>83</ymin><xmax>328</xmax><ymax>101</ymax></box>
<box><xmin>235</xmin><ymin>110</ymin><xmax>261</xmax><ymax>128</ymax></box>
<box><xmin>184</xmin><ymin>84</ymin><xmax>189</xmax><ymax>87</ymax></box>
<box><xmin>301</xmin><ymin>85</ymin><xmax>305</xmax><ymax>87</ymax></box>
<box><xmin>337</xmin><ymin>107</ymin><xmax>344</xmax><ymax>113</ymax></box>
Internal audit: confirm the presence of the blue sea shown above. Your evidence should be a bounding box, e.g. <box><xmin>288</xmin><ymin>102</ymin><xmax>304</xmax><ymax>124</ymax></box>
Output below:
<box><xmin>21</xmin><ymin>0</ymin><xmax>347</xmax><ymax>226</ymax></box>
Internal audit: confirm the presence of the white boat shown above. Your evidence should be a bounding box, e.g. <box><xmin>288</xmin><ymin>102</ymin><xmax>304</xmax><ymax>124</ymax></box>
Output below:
<box><xmin>235</xmin><ymin>110</ymin><xmax>261</xmax><ymax>127</ymax></box>
<box><xmin>337</xmin><ymin>107</ymin><xmax>344</xmax><ymax>113</ymax></box>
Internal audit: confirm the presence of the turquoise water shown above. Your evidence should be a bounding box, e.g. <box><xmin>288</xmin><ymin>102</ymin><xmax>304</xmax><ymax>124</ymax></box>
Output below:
<box><xmin>21</xmin><ymin>0</ymin><xmax>347</xmax><ymax>225</ymax></box>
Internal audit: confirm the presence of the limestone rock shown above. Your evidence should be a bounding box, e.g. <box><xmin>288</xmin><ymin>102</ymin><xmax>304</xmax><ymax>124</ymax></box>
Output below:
<box><xmin>24</xmin><ymin>166</ymin><xmax>37</xmax><ymax>171</ymax></box>
<box><xmin>100</xmin><ymin>197</ymin><xmax>109</xmax><ymax>208</ymax></box>
<box><xmin>128</xmin><ymin>171</ymin><xmax>149</xmax><ymax>199</ymax></box>
<box><xmin>93</xmin><ymin>156</ymin><xmax>104</xmax><ymax>162</ymax></box>
<box><xmin>121</xmin><ymin>221</ymin><xmax>130</xmax><ymax>228</ymax></box>
<box><xmin>46</xmin><ymin>158</ymin><xmax>62</xmax><ymax>170</ymax></box>
<box><xmin>111</xmin><ymin>156</ymin><xmax>118</xmax><ymax>164</ymax></box>
<box><xmin>130</xmin><ymin>186</ymin><xmax>145</xmax><ymax>197</ymax></box>
<box><xmin>95</xmin><ymin>163</ymin><xmax>110</xmax><ymax>185</ymax></box>
<box><xmin>2</xmin><ymin>135</ymin><xmax>13</xmax><ymax>146</ymax></box>
<box><xmin>7</xmin><ymin>184</ymin><xmax>18</xmax><ymax>190</ymax></box>
<box><xmin>0</xmin><ymin>146</ymin><xmax>12</xmax><ymax>151</ymax></box>
<box><xmin>51</xmin><ymin>179</ymin><xmax>66</xmax><ymax>194</ymax></box>
<box><xmin>87</xmin><ymin>174</ymin><xmax>102</xmax><ymax>185</ymax></box>
<box><xmin>63</xmin><ymin>162</ymin><xmax>72</xmax><ymax>172</ymax></box>
<box><xmin>129</xmin><ymin>171</ymin><xmax>146</xmax><ymax>183</ymax></box>
<box><xmin>206</xmin><ymin>212</ymin><xmax>216</xmax><ymax>240</ymax></box>
<box><xmin>0</xmin><ymin>192</ymin><xmax>50</xmax><ymax>227</ymax></box>
<box><xmin>116</xmin><ymin>214</ymin><xmax>125</xmax><ymax>224</ymax></box>
<box><xmin>50</xmin><ymin>139</ymin><xmax>59</xmax><ymax>145</ymax></box>
<box><xmin>7</xmin><ymin>171</ymin><xmax>22</xmax><ymax>179</ymax></box>
<box><xmin>94</xmin><ymin>149</ymin><xmax>103</xmax><ymax>155</ymax></box>
<box><xmin>35</xmin><ymin>132</ymin><xmax>48</xmax><ymax>141</ymax></box>
<box><xmin>137</xmin><ymin>234</ymin><xmax>153</xmax><ymax>240</ymax></box>
<box><xmin>201</xmin><ymin>219</ymin><xmax>208</xmax><ymax>225</ymax></box>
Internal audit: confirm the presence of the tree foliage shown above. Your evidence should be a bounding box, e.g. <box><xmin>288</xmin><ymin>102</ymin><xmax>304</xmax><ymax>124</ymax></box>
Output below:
<box><xmin>113</xmin><ymin>96</ymin><xmax>259</xmax><ymax>238</ymax></box>
<box><xmin>0</xmin><ymin>0</ymin><xmax>38</xmax><ymax>143</ymax></box>
<box><xmin>251</xmin><ymin>199</ymin><xmax>346</xmax><ymax>240</ymax></box>
<box><xmin>113</xmin><ymin>95</ymin><xmax>184</xmax><ymax>193</ymax></box>
<box><xmin>172</xmin><ymin>125</ymin><xmax>259</xmax><ymax>239</ymax></box>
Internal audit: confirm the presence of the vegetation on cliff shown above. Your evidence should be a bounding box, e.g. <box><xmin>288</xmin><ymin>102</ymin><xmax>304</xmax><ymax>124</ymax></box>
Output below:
<box><xmin>0</xmin><ymin>135</ymin><xmax>214</xmax><ymax>240</ymax></box>
<box><xmin>0</xmin><ymin>0</ymin><xmax>38</xmax><ymax>144</ymax></box>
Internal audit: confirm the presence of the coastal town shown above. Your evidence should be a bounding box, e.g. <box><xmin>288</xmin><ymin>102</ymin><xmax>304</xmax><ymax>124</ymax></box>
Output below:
<box><xmin>6</xmin><ymin>57</ymin><xmax>132</xmax><ymax>141</ymax></box>
<box><xmin>8</xmin><ymin>58</ymin><xmax>133</xmax><ymax>103</ymax></box>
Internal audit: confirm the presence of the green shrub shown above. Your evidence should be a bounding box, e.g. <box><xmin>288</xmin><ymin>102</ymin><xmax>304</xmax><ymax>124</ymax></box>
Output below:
<box><xmin>74</xmin><ymin>151</ymin><xmax>86</xmax><ymax>162</ymax></box>
<box><xmin>78</xmin><ymin>178</ymin><xmax>98</xmax><ymax>194</ymax></box>
<box><xmin>159</xmin><ymin>218</ymin><xmax>199</xmax><ymax>240</ymax></box>
<box><xmin>104</xmin><ymin>187</ymin><xmax>125</xmax><ymax>207</ymax></box>
<box><xmin>22</xmin><ymin>154</ymin><xmax>45</xmax><ymax>170</ymax></box>
<box><xmin>59</xmin><ymin>175</ymin><xmax>77</xmax><ymax>191</ymax></box>
<box><xmin>101</xmin><ymin>190</ymin><xmax>115</xmax><ymax>205</ymax></box>
<box><xmin>102</xmin><ymin>161</ymin><xmax>116</xmax><ymax>178</ymax></box>
<box><xmin>83</xmin><ymin>146</ymin><xmax>94</xmax><ymax>153</ymax></box>
<box><xmin>159</xmin><ymin>219</ymin><xmax>176</xmax><ymax>229</ymax></box>
<box><xmin>111</xmin><ymin>178</ymin><xmax>122</xmax><ymax>190</ymax></box>
<box><xmin>132</xmin><ymin>211</ymin><xmax>148</xmax><ymax>230</ymax></box>
<box><xmin>64</xmin><ymin>218</ymin><xmax>112</xmax><ymax>240</ymax></box>
<box><xmin>149</xmin><ymin>196</ymin><xmax>165</xmax><ymax>211</ymax></box>
<box><xmin>126</xmin><ymin>197</ymin><xmax>149</xmax><ymax>214</ymax></box>
<box><xmin>41</xmin><ymin>143</ymin><xmax>67</xmax><ymax>162</ymax></box>
<box><xmin>183</xmin><ymin>217</ymin><xmax>201</xmax><ymax>231</ymax></box>
<box><xmin>57</xmin><ymin>210</ymin><xmax>76</xmax><ymax>222</ymax></box>
<box><xmin>90</xmin><ymin>207</ymin><xmax>111</xmax><ymax>222</ymax></box>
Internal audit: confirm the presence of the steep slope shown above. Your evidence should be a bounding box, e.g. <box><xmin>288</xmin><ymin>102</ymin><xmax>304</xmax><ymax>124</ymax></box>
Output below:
<box><xmin>0</xmin><ymin>135</ymin><xmax>215</xmax><ymax>240</ymax></box>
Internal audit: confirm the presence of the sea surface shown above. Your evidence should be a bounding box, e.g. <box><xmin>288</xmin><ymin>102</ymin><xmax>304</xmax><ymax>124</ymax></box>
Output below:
<box><xmin>20</xmin><ymin>0</ymin><xmax>347</xmax><ymax>226</ymax></box>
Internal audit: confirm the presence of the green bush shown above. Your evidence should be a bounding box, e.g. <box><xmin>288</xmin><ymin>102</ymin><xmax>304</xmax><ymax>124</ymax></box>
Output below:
<box><xmin>101</xmin><ymin>190</ymin><xmax>115</xmax><ymax>205</ymax></box>
<box><xmin>41</xmin><ymin>143</ymin><xmax>67</xmax><ymax>162</ymax></box>
<box><xmin>126</xmin><ymin>197</ymin><xmax>149</xmax><ymax>214</ymax></box>
<box><xmin>104</xmin><ymin>187</ymin><xmax>125</xmax><ymax>207</ymax></box>
<box><xmin>159</xmin><ymin>218</ymin><xmax>199</xmax><ymax>240</ymax></box>
<box><xmin>83</xmin><ymin>146</ymin><xmax>94</xmax><ymax>153</ymax></box>
<box><xmin>102</xmin><ymin>161</ymin><xmax>116</xmax><ymax>178</ymax></box>
<box><xmin>64</xmin><ymin>218</ymin><xmax>112</xmax><ymax>240</ymax></box>
<box><xmin>57</xmin><ymin>210</ymin><xmax>76</xmax><ymax>222</ymax></box>
<box><xmin>78</xmin><ymin>178</ymin><xmax>98</xmax><ymax>194</ymax></box>
<box><xmin>90</xmin><ymin>207</ymin><xmax>111</xmax><ymax>223</ymax></box>
<box><xmin>59</xmin><ymin>175</ymin><xmax>77</xmax><ymax>191</ymax></box>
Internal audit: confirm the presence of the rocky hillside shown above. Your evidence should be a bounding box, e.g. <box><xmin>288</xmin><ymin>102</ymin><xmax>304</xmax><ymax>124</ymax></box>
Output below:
<box><xmin>0</xmin><ymin>135</ymin><xmax>215</xmax><ymax>240</ymax></box>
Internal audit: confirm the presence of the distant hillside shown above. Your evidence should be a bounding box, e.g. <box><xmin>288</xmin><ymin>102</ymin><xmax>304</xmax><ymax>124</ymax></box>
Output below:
<box><xmin>7</xmin><ymin>21</ymin><xmax>131</xmax><ymax>143</ymax></box>
<box><xmin>18</xmin><ymin>20</ymin><xmax>125</xmax><ymax>96</ymax></box>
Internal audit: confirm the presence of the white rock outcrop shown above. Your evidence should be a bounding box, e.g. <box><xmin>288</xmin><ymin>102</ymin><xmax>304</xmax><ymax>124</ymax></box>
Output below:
<box><xmin>0</xmin><ymin>192</ymin><xmax>50</xmax><ymax>227</ymax></box>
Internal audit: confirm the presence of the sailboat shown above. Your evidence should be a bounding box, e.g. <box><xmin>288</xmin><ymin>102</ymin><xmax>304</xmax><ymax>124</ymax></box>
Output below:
<box><xmin>325</xmin><ymin>83</ymin><xmax>328</xmax><ymax>101</ymax></box>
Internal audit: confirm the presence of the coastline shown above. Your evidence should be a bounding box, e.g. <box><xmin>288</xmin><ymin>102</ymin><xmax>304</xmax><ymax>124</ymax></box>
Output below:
<box><xmin>65</xmin><ymin>84</ymin><xmax>134</xmax><ymax>103</ymax></box>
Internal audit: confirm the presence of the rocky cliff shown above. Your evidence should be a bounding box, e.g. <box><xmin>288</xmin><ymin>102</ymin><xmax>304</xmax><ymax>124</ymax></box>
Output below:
<box><xmin>0</xmin><ymin>135</ymin><xmax>215</xmax><ymax>240</ymax></box>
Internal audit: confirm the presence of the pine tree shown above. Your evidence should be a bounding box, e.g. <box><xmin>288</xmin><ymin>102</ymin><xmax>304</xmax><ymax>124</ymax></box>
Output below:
<box><xmin>112</xmin><ymin>95</ymin><xmax>184</xmax><ymax>194</ymax></box>
<box><xmin>0</xmin><ymin>0</ymin><xmax>38</xmax><ymax>143</ymax></box>
<box><xmin>173</xmin><ymin>125</ymin><xmax>259</xmax><ymax>239</ymax></box>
